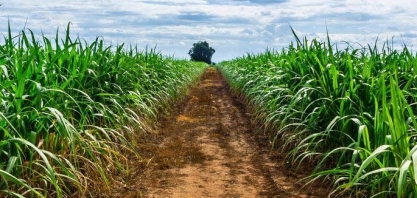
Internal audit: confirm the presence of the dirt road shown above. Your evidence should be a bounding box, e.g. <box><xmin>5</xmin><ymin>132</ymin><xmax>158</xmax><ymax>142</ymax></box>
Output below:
<box><xmin>110</xmin><ymin>67</ymin><xmax>329</xmax><ymax>198</ymax></box>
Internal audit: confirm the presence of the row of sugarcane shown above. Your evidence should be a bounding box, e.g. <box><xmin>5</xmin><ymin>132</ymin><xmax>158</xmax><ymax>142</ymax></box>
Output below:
<box><xmin>217</xmin><ymin>30</ymin><xmax>417</xmax><ymax>197</ymax></box>
<box><xmin>0</xmin><ymin>23</ymin><xmax>207</xmax><ymax>197</ymax></box>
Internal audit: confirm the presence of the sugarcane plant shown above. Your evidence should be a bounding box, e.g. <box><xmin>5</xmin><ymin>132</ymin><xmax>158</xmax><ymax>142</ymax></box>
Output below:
<box><xmin>217</xmin><ymin>28</ymin><xmax>417</xmax><ymax>197</ymax></box>
<box><xmin>0</xmin><ymin>23</ymin><xmax>207</xmax><ymax>197</ymax></box>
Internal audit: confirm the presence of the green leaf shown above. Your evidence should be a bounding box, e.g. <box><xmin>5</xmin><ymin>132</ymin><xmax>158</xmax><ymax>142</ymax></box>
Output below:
<box><xmin>398</xmin><ymin>160</ymin><xmax>412</xmax><ymax>196</ymax></box>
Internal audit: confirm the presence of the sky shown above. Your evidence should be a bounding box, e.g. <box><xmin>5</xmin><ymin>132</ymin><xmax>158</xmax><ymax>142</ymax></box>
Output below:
<box><xmin>0</xmin><ymin>0</ymin><xmax>417</xmax><ymax>62</ymax></box>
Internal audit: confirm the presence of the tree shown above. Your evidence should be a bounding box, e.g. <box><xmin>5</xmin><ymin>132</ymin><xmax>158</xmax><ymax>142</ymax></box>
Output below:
<box><xmin>188</xmin><ymin>41</ymin><xmax>215</xmax><ymax>64</ymax></box>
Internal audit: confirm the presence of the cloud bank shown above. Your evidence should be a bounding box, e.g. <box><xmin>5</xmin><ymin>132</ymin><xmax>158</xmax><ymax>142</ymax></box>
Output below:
<box><xmin>1</xmin><ymin>0</ymin><xmax>416</xmax><ymax>62</ymax></box>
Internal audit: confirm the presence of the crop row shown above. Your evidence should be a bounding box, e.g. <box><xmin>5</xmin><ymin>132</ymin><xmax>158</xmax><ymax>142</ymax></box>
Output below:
<box><xmin>218</xmin><ymin>31</ymin><xmax>417</xmax><ymax>197</ymax></box>
<box><xmin>0</xmin><ymin>24</ymin><xmax>207</xmax><ymax>197</ymax></box>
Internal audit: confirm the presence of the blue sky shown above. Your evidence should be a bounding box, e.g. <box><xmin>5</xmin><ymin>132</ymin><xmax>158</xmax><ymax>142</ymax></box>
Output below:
<box><xmin>1</xmin><ymin>0</ymin><xmax>416</xmax><ymax>62</ymax></box>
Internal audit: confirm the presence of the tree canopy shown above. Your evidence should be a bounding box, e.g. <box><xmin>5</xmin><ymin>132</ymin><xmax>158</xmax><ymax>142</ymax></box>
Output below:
<box><xmin>188</xmin><ymin>41</ymin><xmax>215</xmax><ymax>64</ymax></box>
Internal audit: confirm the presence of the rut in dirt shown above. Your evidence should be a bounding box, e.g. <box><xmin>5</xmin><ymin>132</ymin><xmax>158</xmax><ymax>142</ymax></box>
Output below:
<box><xmin>111</xmin><ymin>67</ymin><xmax>330</xmax><ymax>198</ymax></box>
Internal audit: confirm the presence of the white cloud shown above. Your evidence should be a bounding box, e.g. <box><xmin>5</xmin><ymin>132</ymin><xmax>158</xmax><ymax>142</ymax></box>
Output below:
<box><xmin>0</xmin><ymin>0</ymin><xmax>416</xmax><ymax>61</ymax></box>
